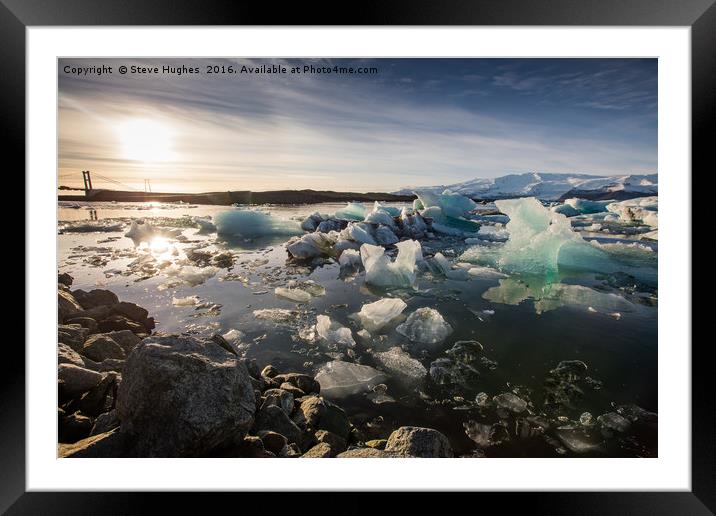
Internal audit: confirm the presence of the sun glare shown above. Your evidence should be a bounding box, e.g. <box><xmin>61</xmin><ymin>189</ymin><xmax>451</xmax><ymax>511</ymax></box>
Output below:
<box><xmin>116</xmin><ymin>118</ymin><xmax>175</xmax><ymax>163</ymax></box>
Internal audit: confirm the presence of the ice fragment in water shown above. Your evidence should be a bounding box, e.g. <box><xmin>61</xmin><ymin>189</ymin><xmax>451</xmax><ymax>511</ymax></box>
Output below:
<box><xmin>354</xmin><ymin>298</ymin><xmax>407</xmax><ymax>332</ymax></box>
<box><xmin>342</xmin><ymin>223</ymin><xmax>377</xmax><ymax>245</ymax></box>
<box><xmin>315</xmin><ymin>360</ymin><xmax>388</xmax><ymax>398</ymax></box>
<box><xmin>222</xmin><ymin>328</ymin><xmax>245</xmax><ymax>346</ymax></box>
<box><xmin>338</xmin><ymin>248</ymin><xmax>362</xmax><ymax>269</ymax></box>
<box><xmin>597</xmin><ymin>412</ymin><xmax>631</xmax><ymax>433</ymax></box>
<box><xmin>252</xmin><ymin>308</ymin><xmax>302</xmax><ymax>326</ymax></box>
<box><xmin>396</xmin><ymin>307</ymin><xmax>452</xmax><ymax>344</ymax></box>
<box><xmin>172</xmin><ymin>295</ymin><xmax>200</xmax><ymax>306</ymax></box>
<box><xmin>215</xmin><ymin>209</ymin><xmax>302</xmax><ymax>238</ymax></box>
<box><xmin>371</xmin><ymin>347</ymin><xmax>427</xmax><ymax>386</ymax></box>
<box><xmin>464</xmin><ymin>421</ymin><xmax>497</xmax><ymax>448</ymax></box>
<box><xmin>493</xmin><ymin>392</ymin><xmax>528</xmax><ymax>413</ymax></box>
<box><xmin>606</xmin><ymin>196</ymin><xmax>658</xmax><ymax>228</ymax></box>
<box><xmin>193</xmin><ymin>216</ymin><xmax>217</xmax><ymax>234</ymax></box>
<box><xmin>554</xmin><ymin>427</ymin><xmax>604</xmax><ymax>454</ymax></box>
<box><xmin>286</xmin><ymin>232</ymin><xmax>337</xmax><ymax>259</ymax></box>
<box><xmin>416</xmin><ymin>189</ymin><xmax>477</xmax><ymax>219</ymax></box>
<box><xmin>428</xmin><ymin>253</ymin><xmax>469</xmax><ymax>280</ymax></box>
<box><xmin>364</xmin><ymin>205</ymin><xmax>397</xmax><ymax>228</ymax></box>
<box><xmin>476</xmin><ymin>225</ymin><xmax>509</xmax><ymax>242</ymax></box>
<box><xmin>361</xmin><ymin>240</ymin><xmax>422</xmax><ymax>288</ymax></box>
<box><xmin>164</xmin><ymin>264</ymin><xmax>218</xmax><ymax>287</ymax></box>
<box><xmin>334</xmin><ymin>202</ymin><xmax>368</xmax><ymax>221</ymax></box>
<box><xmin>275</xmin><ymin>287</ymin><xmax>312</xmax><ymax>303</ymax></box>
<box><xmin>315</xmin><ymin>315</ymin><xmax>356</xmax><ymax>348</ymax></box>
<box><xmin>467</xmin><ymin>266</ymin><xmax>508</xmax><ymax>279</ymax></box>
<box><xmin>374</xmin><ymin>226</ymin><xmax>399</xmax><ymax>245</ymax></box>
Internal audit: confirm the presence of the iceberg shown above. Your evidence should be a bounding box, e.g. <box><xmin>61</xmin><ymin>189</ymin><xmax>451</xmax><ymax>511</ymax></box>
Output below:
<box><xmin>354</xmin><ymin>298</ymin><xmax>407</xmax><ymax>332</ymax></box>
<box><xmin>364</xmin><ymin>206</ymin><xmax>397</xmax><ymax>228</ymax></box>
<box><xmin>338</xmin><ymin>248</ymin><xmax>362</xmax><ymax>272</ymax></box>
<box><xmin>416</xmin><ymin>189</ymin><xmax>477</xmax><ymax>219</ymax></box>
<box><xmin>215</xmin><ymin>209</ymin><xmax>303</xmax><ymax>239</ymax></box>
<box><xmin>315</xmin><ymin>315</ymin><xmax>356</xmax><ymax>348</ymax></box>
<box><xmin>400</xmin><ymin>207</ymin><xmax>428</xmax><ymax>238</ymax></box>
<box><xmin>563</xmin><ymin>198</ymin><xmax>611</xmax><ymax>215</ymax></box>
<box><xmin>334</xmin><ymin>202</ymin><xmax>368</xmax><ymax>221</ymax></box>
<box><xmin>315</xmin><ymin>360</ymin><xmax>388</xmax><ymax>398</ymax></box>
<box><xmin>300</xmin><ymin>212</ymin><xmax>324</xmax><ymax>232</ymax></box>
<box><xmin>396</xmin><ymin>307</ymin><xmax>452</xmax><ymax>344</ymax></box>
<box><xmin>373</xmin><ymin>201</ymin><xmax>401</xmax><ymax>217</ymax></box>
<box><xmin>371</xmin><ymin>347</ymin><xmax>427</xmax><ymax>386</ymax></box>
<box><xmin>341</xmin><ymin>223</ymin><xmax>377</xmax><ymax>246</ymax></box>
<box><xmin>606</xmin><ymin>197</ymin><xmax>658</xmax><ymax>228</ymax></box>
<box><xmin>361</xmin><ymin>240</ymin><xmax>422</xmax><ymax>288</ymax></box>
<box><xmin>286</xmin><ymin>232</ymin><xmax>337</xmax><ymax>259</ymax></box>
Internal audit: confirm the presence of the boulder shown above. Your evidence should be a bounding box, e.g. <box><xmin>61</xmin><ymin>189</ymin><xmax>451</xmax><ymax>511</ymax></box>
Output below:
<box><xmin>111</xmin><ymin>301</ymin><xmax>149</xmax><ymax>324</ymax></box>
<box><xmin>260</xmin><ymin>388</ymin><xmax>294</xmax><ymax>416</ymax></box>
<box><xmin>58</xmin><ymin>290</ymin><xmax>83</xmax><ymax>323</ymax></box>
<box><xmin>252</xmin><ymin>405</ymin><xmax>303</xmax><ymax>449</ymax></box>
<box><xmin>336</xmin><ymin>448</ymin><xmax>400</xmax><ymax>458</ymax></box>
<box><xmin>116</xmin><ymin>335</ymin><xmax>255</xmax><ymax>457</ymax></box>
<box><xmin>91</xmin><ymin>410</ymin><xmax>120</xmax><ymax>436</ymax></box>
<box><xmin>98</xmin><ymin>315</ymin><xmax>145</xmax><ymax>334</ymax></box>
<box><xmin>58</xmin><ymin>364</ymin><xmax>103</xmax><ymax>398</ymax></box>
<box><xmin>58</xmin><ymin>343</ymin><xmax>86</xmax><ymax>367</ymax></box>
<box><xmin>65</xmin><ymin>317</ymin><xmax>99</xmax><ymax>333</ymax></box>
<box><xmin>79</xmin><ymin>372</ymin><xmax>118</xmax><ymax>416</ymax></box>
<box><xmin>314</xmin><ymin>429</ymin><xmax>347</xmax><ymax>454</ymax></box>
<box><xmin>106</xmin><ymin>330</ymin><xmax>142</xmax><ymax>355</ymax></box>
<box><xmin>301</xmin><ymin>442</ymin><xmax>333</xmax><ymax>458</ymax></box>
<box><xmin>258</xmin><ymin>431</ymin><xmax>288</xmax><ymax>455</ymax></box>
<box><xmin>82</xmin><ymin>334</ymin><xmax>126</xmax><ymax>362</ymax></box>
<box><xmin>58</xmin><ymin>272</ymin><xmax>73</xmax><ymax>287</ymax></box>
<box><xmin>292</xmin><ymin>396</ymin><xmax>351</xmax><ymax>439</ymax></box>
<box><xmin>385</xmin><ymin>426</ymin><xmax>453</xmax><ymax>458</ymax></box>
<box><xmin>273</xmin><ymin>373</ymin><xmax>320</xmax><ymax>394</ymax></box>
<box><xmin>261</xmin><ymin>365</ymin><xmax>279</xmax><ymax>378</ymax></box>
<box><xmin>58</xmin><ymin>429</ymin><xmax>132</xmax><ymax>458</ymax></box>
<box><xmin>58</xmin><ymin>411</ymin><xmax>93</xmax><ymax>443</ymax></box>
<box><xmin>72</xmin><ymin>289</ymin><xmax>120</xmax><ymax>309</ymax></box>
<box><xmin>279</xmin><ymin>382</ymin><xmax>306</xmax><ymax>398</ymax></box>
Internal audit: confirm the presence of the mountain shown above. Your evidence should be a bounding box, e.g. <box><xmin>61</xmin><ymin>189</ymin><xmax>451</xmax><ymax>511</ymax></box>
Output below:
<box><xmin>393</xmin><ymin>172</ymin><xmax>658</xmax><ymax>201</ymax></box>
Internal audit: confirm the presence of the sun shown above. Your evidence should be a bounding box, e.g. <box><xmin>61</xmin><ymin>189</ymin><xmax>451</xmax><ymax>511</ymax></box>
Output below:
<box><xmin>116</xmin><ymin>118</ymin><xmax>175</xmax><ymax>163</ymax></box>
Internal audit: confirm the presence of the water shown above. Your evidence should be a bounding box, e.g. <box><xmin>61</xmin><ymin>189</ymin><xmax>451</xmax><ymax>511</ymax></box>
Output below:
<box><xmin>58</xmin><ymin>200</ymin><xmax>657</xmax><ymax>457</ymax></box>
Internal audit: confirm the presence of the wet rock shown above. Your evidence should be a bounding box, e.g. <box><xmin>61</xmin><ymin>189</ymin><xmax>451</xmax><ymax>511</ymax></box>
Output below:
<box><xmin>106</xmin><ymin>330</ymin><xmax>142</xmax><ymax>355</ymax></box>
<box><xmin>554</xmin><ymin>426</ymin><xmax>605</xmax><ymax>454</ymax></box>
<box><xmin>365</xmin><ymin>439</ymin><xmax>387</xmax><ymax>450</ymax></box>
<box><xmin>98</xmin><ymin>315</ymin><xmax>146</xmax><ymax>334</ymax></box>
<box><xmin>616</xmin><ymin>404</ymin><xmax>658</xmax><ymax>427</ymax></box>
<box><xmin>58</xmin><ymin>272</ymin><xmax>73</xmax><ymax>287</ymax></box>
<box><xmin>493</xmin><ymin>392</ymin><xmax>528</xmax><ymax>414</ymax></box>
<box><xmin>253</xmin><ymin>405</ymin><xmax>303</xmax><ymax>449</ymax></box>
<box><xmin>58</xmin><ymin>343</ymin><xmax>86</xmax><ymax>368</ymax></box>
<box><xmin>314</xmin><ymin>429</ymin><xmax>347</xmax><ymax>454</ymax></box>
<box><xmin>65</xmin><ymin>317</ymin><xmax>99</xmax><ymax>333</ymax></box>
<box><xmin>79</xmin><ymin>372</ymin><xmax>118</xmax><ymax>417</ymax></box>
<box><xmin>292</xmin><ymin>396</ymin><xmax>351</xmax><ymax>439</ymax></box>
<box><xmin>111</xmin><ymin>301</ymin><xmax>150</xmax><ymax>324</ymax></box>
<box><xmin>261</xmin><ymin>365</ymin><xmax>279</xmax><ymax>378</ymax></box>
<box><xmin>58</xmin><ymin>290</ymin><xmax>83</xmax><ymax>323</ymax></box>
<box><xmin>210</xmin><ymin>334</ymin><xmax>237</xmax><ymax>356</ymax></box>
<box><xmin>258</xmin><ymin>430</ymin><xmax>288</xmax><ymax>455</ymax></box>
<box><xmin>464</xmin><ymin>421</ymin><xmax>496</xmax><ymax>448</ymax></box>
<box><xmin>273</xmin><ymin>373</ymin><xmax>320</xmax><ymax>395</ymax></box>
<box><xmin>280</xmin><ymin>383</ymin><xmax>306</xmax><ymax>398</ymax></box>
<box><xmin>337</xmin><ymin>448</ymin><xmax>400</xmax><ymax>458</ymax></box>
<box><xmin>597</xmin><ymin>412</ymin><xmax>631</xmax><ymax>433</ymax></box>
<box><xmin>82</xmin><ymin>334</ymin><xmax>126</xmax><ymax>362</ymax></box>
<box><xmin>428</xmin><ymin>358</ymin><xmax>480</xmax><ymax>389</ymax></box>
<box><xmin>301</xmin><ymin>442</ymin><xmax>333</xmax><ymax>457</ymax></box>
<box><xmin>90</xmin><ymin>409</ymin><xmax>119</xmax><ymax>436</ymax></box>
<box><xmin>72</xmin><ymin>289</ymin><xmax>119</xmax><ymax>310</ymax></box>
<box><xmin>385</xmin><ymin>426</ymin><xmax>453</xmax><ymax>458</ymax></box>
<box><xmin>261</xmin><ymin>388</ymin><xmax>294</xmax><ymax>415</ymax></box>
<box><xmin>72</xmin><ymin>305</ymin><xmax>113</xmax><ymax>322</ymax></box>
<box><xmin>116</xmin><ymin>335</ymin><xmax>255</xmax><ymax>457</ymax></box>
<box><xmin>281</xmin><ymin>443</ymin><xmax>302</xmax><ymax>457</ymax></box>
<box><xmin>235</xmin><ymin>435</ymin><xmax>272</xmax><ymax>458</ymax></box>
<box><xmin>59</xmin><ymin>411</ymin><xmax>93</xmax><ymax>443</ymax></box>
<box><xmin>58</xmin><ymin>364</ymin><xmax>103</xmax><ymax>398</ymax></box>
<box><xmin>58</xmin><ymin>429</ymin><xmax>132</xmax><ymax>458</ymax></box>
<box><xmin>58</xmin><ymin>324</ymin><xmax>89</xmax><ymax>352</ymax></box>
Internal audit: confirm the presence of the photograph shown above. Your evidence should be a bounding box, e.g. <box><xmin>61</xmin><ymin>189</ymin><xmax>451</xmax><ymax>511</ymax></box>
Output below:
<box><xmin>56</xmin><ymin>57</ymin><xmax>659</xmax><ymax>459</ymax></box>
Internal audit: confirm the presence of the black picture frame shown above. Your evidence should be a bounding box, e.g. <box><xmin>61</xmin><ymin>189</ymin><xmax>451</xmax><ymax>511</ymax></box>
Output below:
<box><xmin>7</xmin><ymin>0</ymin><xmax>709</xmax><ymax>512</ymax></box>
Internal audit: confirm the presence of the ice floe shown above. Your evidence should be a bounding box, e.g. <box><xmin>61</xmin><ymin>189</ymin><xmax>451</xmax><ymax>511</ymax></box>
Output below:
<box><xmin>396</xmin><ymin>307</ymin><xmax>452</xmax><ymax>344</ymax></box>
<box><xmin>215</xmin><ymin>209</ymin><xmax>303</xmax><ymax>239</ymax></box>
<box><xmin>315</xmin><ymin>360</ymin><xmax>388</xmax><ymax>398</ymax></box>
<box><xmin>361</xmin><ymin>240</ymin><xmax>422</xmax><ymax>288</ymax></box>
<box><xmin>353</xmin><ymin>298</ymin><xmax>407</xmax><ymax>332</ymax></box>
<box><xmin>334</xmin><ymin>202</ymin><xmax>368</xmax><ymax>221</ymax></box>
<box><xmin>315</xmin><ymin>315</ymin><xmax>356</xmax><ymax>348</ymax></box>
<box><xmin>371</xmin><ymin>346</ymin><xmax>427</xmax><ymax>386</ymax></box>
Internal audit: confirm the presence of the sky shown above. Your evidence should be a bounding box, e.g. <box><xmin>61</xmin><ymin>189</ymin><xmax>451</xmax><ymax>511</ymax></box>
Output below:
<box><xmin>58</xmin><ymin>58</ymin><xmax>657</xmax><ymax>193</ymax></box>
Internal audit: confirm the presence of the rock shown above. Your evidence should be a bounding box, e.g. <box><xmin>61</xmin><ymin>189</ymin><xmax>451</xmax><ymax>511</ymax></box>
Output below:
<box><xmin>72</xmin><ymin>305</ymin><xmax>113</xmax><ymax>322</ymax></box>
<box><xmin>79</xmin><ymin>372</ymin><xmax>118</xmax><ymax>416</ymax></box>
<box><xmin>493</xmin><ymin>392</ymin><xmax>528</xmax><ymax>414</ymax></box>
<box><xmin>65</xmin><ymin>317</ymin><xmax>99</xmax><ymax>332</ymax></box>
<box><xmin>210</xmin><ymin>334</ymin><xmax>237</xmax><ymax>356</ymax></box>
<box><xmin>58</xmin><ymin>364</ymin><xmax>103</xmax><ymax>398</ymax></box>
<box><xmin>319</xmin><ymin>400</ymin><xmax>351</xmax><ymax>439</ymax></box>
<box><xmin>58</xmin><ymin>429</ymin><xmax>132</xmax><ymax>458</ymax></box>
<box><xmin>301</xmin><ymin>442</ymin><xmax>333</xmax><ymax>458</ymax></box>
<box><xmin>261</xmin><ymin>388</ymin><xmax>294</xmax><ymax>416</ymax></box>
<box><xmin>314</xmin><ymin>429</ymin><xmax>347</xmax><ymax>454</ymax></box>
<box><xmin>597</xmin><ymin>412</ymin><xmax>631</xmax><ymax>433</ymax></box>
<box><xmin>261</xmin><ymin>365</ymin><xmax>279</xmax><ymax>378</ymax></box>
<box><xmin>292</xmin><ymin>396</ymin><xmax>325</xmax><ymax>430</ymax></box>
<box><xmin>235</xmin><ymin>435</ymin><xmax>272</xmax><ymax>458</ymax></box>
<box><xmin>72</xmin><ymin>289</ymin><xmax>119</xmax><ymax>309</ymax></box>
<box><xmin>58</xmin><ymin>343</ymin><xmax>86</xmax><ymax>367</ymax></box>
<box><xmin>91</xmin><ymin>410</ymin><xmax>119</xmax><ymax>436</ymax></box>
<box><xmin>116</xmin><ymin>335</ymin><xmax>255</xmax><ymax>457</ymax></box>
<box><xmin>59</xmin><ymin>411</ymin><xmax>93</xmax><ymax>443</ymax></box>
<box><xmin>58</xmin><ymin>324</ymin><xmax>89</xmax><ymax>352</ymax></box>
<box><xmin>82</xmin><ymin>334</ymin><xmax>126</xmax><ymax>362</ymax></box>
<box><xmin>252</xmin><ymin>405</ymin><xmax>303</xmax><ymax>449</ymax></box>
<box><xmin>385</xmin><ymin>426</ymin><xmax>453</xmax><ymax>458</ymax></box>
<box><xmin>258</xmin><ymin>431</ymin><xmax>288</xmax><ymax>455</ymax></box>
<box><xmin>555</xmin><ymin>427</ymin><xmax>605</xmax><ymax>454</ymax></box>
<box><xmin>94</xmin><ymin>358</ymin><xmax>125</xmax><ymax>374</ymax></box>
<box><xmin>58</xmin><ymin>290</ymin><xmax>83</xmax><ymax>323</ymax></box>
<box><xmin>281</xmin><ymin>443</ymin><xmax>302</xmax><ymax>457</ymax></box>
<box><xmin>336</xmin><ymin>448</ymin><xmax>399</xmax><ymax>458</ymax></box>
<box><xmin>279</xmin><ymin>382</ymin><xmax>306</xmax><ymax>398</ymax></box>
<box><xmin>98</xmin><ymin>315</ymin><xmax>145</xmax><ymax>334</ymax></box>
<box><xmin>275</xmin><ymin>375</ymin><xmax>315</xmax><ymax>396</ymax></box>
<box><xmin>240</xmin><ymin>358</ymin><xmax>261</xmax><ymax>379</ymax></box>
<box><xmin>58</xmin><ymin>272</ymin><xmax>73</xmax><ymax>287</ymax></box>
<box><xmin>111</xmin><ymin>301</ymin><xmax>150</xmax><ymax>325</ymax></box>
<box><xmin>106</xmin><ymin>330</ymin><xmax>142</xmax><ymax>355</ymax></box>
<box><xmin>365</xmin><ymin>439</ymin><xmax>387</xmax><ymax>450</ymax></box>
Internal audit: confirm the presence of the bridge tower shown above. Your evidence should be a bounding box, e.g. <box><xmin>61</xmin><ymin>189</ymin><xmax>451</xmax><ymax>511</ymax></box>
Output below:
<box><xmin>82</xmin><ymin>170</ymin><xmax>93</xmax><ymax>194</ymax></box>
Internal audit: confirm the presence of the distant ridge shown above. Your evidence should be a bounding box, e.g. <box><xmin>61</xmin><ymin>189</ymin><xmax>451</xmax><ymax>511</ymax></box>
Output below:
<box><xmin>393</xmin><ymin>172</ymin><xmax>658</xmax><ymax>201</ymax></box>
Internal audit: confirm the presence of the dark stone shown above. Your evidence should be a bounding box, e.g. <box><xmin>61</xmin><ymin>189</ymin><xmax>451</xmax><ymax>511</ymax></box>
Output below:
<box><xmin>111</xmin><ymin>301</ymin><xmax>148</xmax><ymax>323</ymax></box>
<box><xmin>273</xmin><ymin>373</ymin><xmax>320</xmax><ymax>394</ymax></box>
<box><xmin>58</xmin><ymin>429</ymin><xmax>133</xmax><ymax>458</ymax></box>
<box><xmin>318</xmin><ymin>400</ymin><xmax>351</xmax><ymax>439</ymax></box>
<box><xmin>58</xmin><ymin>290</ymin><xmax>83</xmax><ymax>324</ymax></box>
<box><xmin>336</xmin><ymin>448</ymin><xmax>400</xmax><ymax>458</ymax></box>
<box><xmin>116</xmin><ymin>335</ymin><xmax>256</xmax><ymax>457</ymax></box>
<box><xmin>210</xmin><ymin>334</ymin><xmax>237</xmax><ymax>355</ymax></box>
<box><xmin>58</xmin><ymin>324</ymin><xmax>89</xmax><ymax>353</ymax></box>
<box><xmin>314</xmin><ymin>429</ymin><xmax>347</xmax><ymax>454</ymax></box>
<box><xmin>82</xmin><ymin>334</ymin><xmax>126</xmax><ymax>362</ymax></box>
<box><xmin>58</xmin><ymin>364</ymin><xmax>103</xmax><ymax>399</ymax></box>
<box><xmin>260</xmin><ymin>388</ymin><xmax>294</xmax><ymax>416</ymax></box>
<box><xmin>106</xmin><ymin>330</ymin><xmax>142</xmax><ymax>355</ymax></box>
<box><xmin>301</xmin><ymin>442</ymin><xmax>333</xmax><ymax>458</ymax></box>
<box><xmin>240</xmin><ymin>358</ymin><xmax>260</xmax><ymax>379</ymax></box>
<box><xmin>252</xmin><ymin>405</ymin><xmax>303</xmax><ymax>449</ymax></box>
<box><xmin>59</xmin><ymin>411</ymin><xmax>94</xmax><ymax>443</ymax></box>
<box><xmin>98</xmin><ymin>315</ymin><xmax>145</xmax><ymax>334</ymax></box>
<box><xmin>279</xmin><ymin>382</ymin><xmax>306</xmax><ymax>398</ymax></box>
<box><xmin>261</xmin><ymin>365</ymin><xmax>279</xmax><ymax>378</ymax></box>
<box><xmin>80</xmin><ymin>372</ymin><xmax>118</xmax><ymax>417</ymax></box>
<box><xmin>258</xmin><ymin>430</ymin><xmax>288</xmax><ymax>455</ymax></box>
<box><xmin>90</xmin><ymin>409</ymin><xmax>120</xmax><ymax>436</ymax></box>
<box><xmin>384</xmin><ymin>426</ymin><xmax>454</xmax><ymax>458</ymax></box>
<box><xmin>58</xmin><ymin>272</ymin><xmax>73</xmax><ymax>287</ymax></box>
<box><xmin>233</xmin><ymin>435</ymin><xmax>272</xmax><ymax>458</ymax></box>
<box><xmin>72</xmin><ymin>289</ymin><xmax>120</xmax><ymax>310</ymax></box>
<box><xmin>65</xmin><ymin>317</ymin><xmax>99</xmax><ymax>333</ymax></box>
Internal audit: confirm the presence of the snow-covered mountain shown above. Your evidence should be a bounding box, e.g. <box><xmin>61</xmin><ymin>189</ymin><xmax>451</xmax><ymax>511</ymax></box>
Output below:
<box><xmin>394</xmin><ymin>172</ymin><xmax>658</xmax><ymax>201</ymax></box>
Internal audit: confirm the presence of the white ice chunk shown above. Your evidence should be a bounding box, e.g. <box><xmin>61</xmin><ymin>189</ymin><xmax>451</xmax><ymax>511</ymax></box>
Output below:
<box><xmin>334</xmin><ymin>202</ymin><xmax>368</xmax><ymax>221</ymax></box>
<box><xmin>371</xmin><ymin>346</ymin><xmax>427</xmax><ymax>386</ymax></box>
<box><xmin>364</xmin><ymin>207</ymin><xmax>397</xmax><ymax>228</ymax></box>
<box><xmin>429</xmin><ymin>252</ymin><xmax>469</xmax><ymax>280</ymax></box>
<box><xmin>315</xmin><ymin>315</ymin><xmax>356</xmax><ymax>348</ymax></box>
<box><xmin>375</xmin><ymin>226</ymin><xmax>399</xmax><ymax>245</ymax></box>
<box><xmin>396</xmin><ymin>307</ymin><xmax>452</xmax><ymax>344</ymax></box>
<box><xmin>338</xmin><ymin>248</ymin><xmax>362</xmax><ymax>268</ymax></box>
<box><xmin>341</xmin><ymin>222</ymin><xmax>377</xmax><ymax>245</ymax></box>
<box><xmin>477</xmin><ymin>225</ymin><xmax>509</xmax><ymax>242</ymax></box>
<box><xmin>275</xmin><ymin>287</ymin><xmax>312</xmax><ymax>303</ymax></box>
<box><xmin>354</xmin><ymin>298</ymin><xmax>407</xmax><ymax>332</ymax></box>
<box><xmin>286</xmin><ymin>232</ymin><xmax>337</xmax><ymax>259</ymax></box>
<box><xmin>416</xmin><ymin>189</ymin><xmax>477</xmax><ymax>218</ymax></box>
<box><xmin>467</xmin><ymin>266</ymin><xmax>509</xmax><ymax>279</ymax></box>
<box><xmin>215</xmin><ymin>209</ymin><xmax>303</xmax><ymax>238</ymax></box>
<box><xmin>361</xmin><ymin>240</ymin><xmax>422</xmax><ymax>288</ymax></box>
<box><xmin>606</xmin><ymin>196</ymin><xmax>658</xmax><ymax>227</ymax></box>
<box><xmin>164</xmin><ymin>264</ymin><xmax>218</xmax><ymax>287</ymax></box>
<box><xmin>172</xmin><ymin>295</ymin><xmax>200</xmax><ymax>306</ymax></box>
<box><xmin>315</xmin><ymin>360</ymin><xmax>388</xmax><ymax>398</ymax></box>
<box><xmin>222</xmin><ymin>328</ymin><xmax>245</xmax><ymax>346</ymax></box>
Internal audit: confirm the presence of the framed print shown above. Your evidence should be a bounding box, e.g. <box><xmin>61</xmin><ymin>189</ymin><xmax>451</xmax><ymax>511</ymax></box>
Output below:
<box><xmin>7</xmin><ymin>0</ymin><xmax>711</xmax><ymax>512</ymax></box>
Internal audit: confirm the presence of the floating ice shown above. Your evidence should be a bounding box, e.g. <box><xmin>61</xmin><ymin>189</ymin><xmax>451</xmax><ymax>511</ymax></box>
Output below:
<box><xmin>466</xmin><ymin>266</ymin><xmax>509</xmax><ymax>279</ymax></box>
<box><xmin>315</xmin><ymin>315</ymin><xmax>356</xmax><ymax>348</ymax></box>
<box><xmin>354</xmin><ymin>298</ymin><xmax>407</xmax><ymax>332</ymax></box>
<box><xmin>338</xmin><ymin>248</ymin><xmax>362</xmax><ymax>273</ymax></box>
<box><xmin>373</xmin><ymin>201</ymin><xmax>401</xmax><ymax>217</ymax></box>
<box><xmin>364</xmin><ymin>205</ymin><xmax>397</xmax><ymax>228</ymax></box>
<box><xmin>428</xmin><ymin>253</ymin><xmax>469</xmax><ymax>280</ymax></box>
<box><xmin>172</xmin><ymin>295</ymin><xmax>200</xmax><ymax>306</ymax></box>
<box><xmin>493</xmin><ymin>392</ymin><xmax>528</xmax><ymax>413</ymax></box>
<box><xmin>400</xmin><ymin>207</ymin><xmax>428</xmax><ymax>238</ymax></box>
<box><xmin>342</xmin><ymin>223</ymin><xmax>377</xmax><ymax>246</ymax></box>
<box><xmin>416</xmin><ymin>189</ymin><xmax>477</xmax><ymax>219</ymax></box>
<box><xmin>334</xmin><ymin>202</ymin><xmax>368</xmax><ymax>221</ymax></box>
<box><xmin>477</xmin><ymin>225</ymin><xmax>509</xmax><ymax>242</ymax></box>
<box><xmin>396</xmin><ymin>307</ymin><xmax>452</xmax><ymax>344</ymax></box>
<box><xmin>300</xmin><ymin>212</ymin><xmax>324</xmax><ymax>232</ymax></box>
<box><xmin>60</xmin><ymin>220</ymin><xmax>125</xmax><ymax>233</ymax></box>
<box><xmin>361</xmin><ymin>240</ymin><xmax>422</xmax><ymax>288</ymax></box>
<box><xmin>374</xmin><ymin>226</ymin><xmax>399</xmax><ymax>245</ymax></box>
<box><xmin>372</xmin><ymin>346</ymin><xmax>427</xmax><ymax>386</ymax></box>
<box><xmin>559</xmin><ymin>198</ymin><xmax>612</xmax><ymax>216</ymax></box>
<box><xmin>252</xmin><ymin>308</ymin><xmax>302</xmax><ymax>325</ymax></box>
<box><xmin>125</xmin><ymin>220</ymin><xmax>181</xmax><ymax>245</ymax></box>
<box><xmin>215</xmin><ymin>209</ymin><xmax>302</xmax><ymax>239</ymax></box>
<box><xmin>275</xmin><ymin>287</ymin><xmax>312</xmax><ymax>303</ymax></box>
<box><xmin>607</xmin><ymin>197</ymin><xmax>658</xmax><ymax>228</ymax></box>
<box><xmin>555</xmin><ymin>427</ymin><xmax>604</xmax><ymax>454</ymax></box>
<box><xmin>164</xmin><ymin>264</ymin><xmax>218</xmax><ymax>287</ymax></box>
<box><xmin>193</xmin><ymin>216</ymin><xmax>217</xmax><ymax>234</ymax></box>
<box><xmin>315</xmin><ymin>360</ymin><xmax>388</xmax><ymax>398</ymax></box>
<box><xmin>286</xmin><ymin>232</ymin><xmax>337</xmax><ymax>259</ymax></box>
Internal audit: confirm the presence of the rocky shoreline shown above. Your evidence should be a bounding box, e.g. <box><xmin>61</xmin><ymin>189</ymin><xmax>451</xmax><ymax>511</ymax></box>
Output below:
<box><xmin>58</xmin><ymin>273</ymin><xmax>453</xmax><ymax>458</ymax></box>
